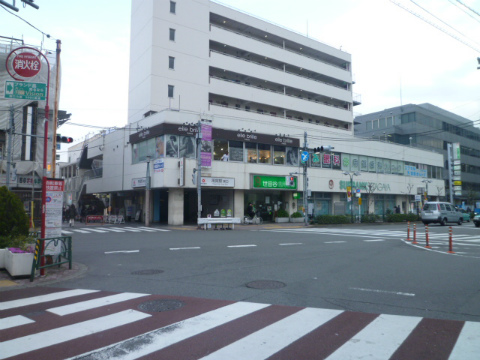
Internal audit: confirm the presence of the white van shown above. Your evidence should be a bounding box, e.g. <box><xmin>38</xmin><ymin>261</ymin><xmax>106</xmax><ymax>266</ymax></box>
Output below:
<box><xmin>421</xmin><ymin>202</ymin><xmax>463</xmax><ymax>226</ymax></box>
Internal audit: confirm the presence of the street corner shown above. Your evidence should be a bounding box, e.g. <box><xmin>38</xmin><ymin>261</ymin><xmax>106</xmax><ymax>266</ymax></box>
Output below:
<box><xmin>0</xmin><ymin>262</ymin><xmax>88</xmax><ymax>291</ymax></box>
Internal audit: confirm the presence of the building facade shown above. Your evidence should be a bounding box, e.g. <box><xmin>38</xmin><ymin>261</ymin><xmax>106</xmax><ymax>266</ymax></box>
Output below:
<box><xmin>83</xmin><ymin>0</ymin><xmax>444</xmax><ymax>224</ymax></box>
<box><xmin>354</xmin><ymin>103</ymin><xmax>480</xmax><ymax>206</ymax></box>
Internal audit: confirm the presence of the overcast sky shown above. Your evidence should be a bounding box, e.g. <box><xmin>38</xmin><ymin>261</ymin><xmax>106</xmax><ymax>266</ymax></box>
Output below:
<box><xmin>1</xmin><ymin>0</ymin><xmax>479</xmax><ymax>146</ymax></box>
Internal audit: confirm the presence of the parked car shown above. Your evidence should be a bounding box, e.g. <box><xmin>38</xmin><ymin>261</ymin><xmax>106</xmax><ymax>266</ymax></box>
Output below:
<box><xmin>474</xmin><ymin>214</ymin><xmax>480</xmax><ymax>227</ymax></box>
<box><xmin>457</xmin><ymin>208</ymin><xmax>471</xmax><ymax>222</ymax></box>
<box><xmin>421</xmin><ymin>202</ymin><xmax>463</xmax><ymax>226</ymax></box>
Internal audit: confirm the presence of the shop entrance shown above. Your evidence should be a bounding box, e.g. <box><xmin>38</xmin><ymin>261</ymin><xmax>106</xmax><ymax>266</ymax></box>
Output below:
<box><xmin>245</xmin><ymin>191</ymin><xmax>286</xmax><ymax>222</ymax></box>
<box><xmin>183</xmin><ymin>189</ymin><xmax>198</xmax><ymax>224</ymax></box>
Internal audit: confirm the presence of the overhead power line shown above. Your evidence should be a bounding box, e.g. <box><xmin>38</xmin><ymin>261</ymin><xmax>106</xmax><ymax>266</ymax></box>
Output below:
<box><xmin>455</xmin><ymin>0</ymin><xmax>480</xmax><ymax>18</ymax></box>
<box><xmin>390</xmin><ymin>0</ymin><xmax>480</xmax><ymax>53</ymax></box>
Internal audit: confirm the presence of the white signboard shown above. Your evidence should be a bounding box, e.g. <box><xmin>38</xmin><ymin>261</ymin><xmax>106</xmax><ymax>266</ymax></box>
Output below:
<box><xmin>153</xmin><ymin>159</ymin><xmax>164</xmax><ymax>173</ymax></box>
<box><xmin>44</xmin><ymin>179</ymin><xmax>64</xmax><ymax>254</ymax></box>
<box><xmin>132</xmin><ymin>177</ymin><xmax>147</xmax><ymax>188</ymax></box>
<box><xmin>200</xmin><ymin>177</ymin><xmax>235</xmax><ymax>187</ymax></box>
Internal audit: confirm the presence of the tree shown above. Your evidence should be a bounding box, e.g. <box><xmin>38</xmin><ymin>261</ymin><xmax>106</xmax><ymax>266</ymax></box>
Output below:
<box><xmin>360</xmin><ymin>182</ymin><xmax>377</xmax><ymax>214</ymax></box>
<box><xmin>465</xmin><ymin>186</ymin><xmax>478</xmax><ymax>208</ymax></box>
<box><xmin>0</xmin><ymin>186</ymin><xmax>29</xmax><ymax>238</ymax></box>
<box><xmin>435</xmin><ymin>186</ymin><xmax>444</xmax><ymax>201</ymax></box>
<box><xmin>406</xmin><ymin>183</ymin><xmax>414</xmax><ymax>213</ymax></box>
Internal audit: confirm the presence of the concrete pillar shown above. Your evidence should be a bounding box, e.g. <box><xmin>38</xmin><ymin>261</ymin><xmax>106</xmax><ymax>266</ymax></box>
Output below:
<box><xmin>168</xmin><ymin>188</ymin><xmax>184</xmax><ymax>225</ymax></box>
<box><xmin>234</xmin><ymin>189</ymin><xmax>244</xmax><ymax>219</ymax></box>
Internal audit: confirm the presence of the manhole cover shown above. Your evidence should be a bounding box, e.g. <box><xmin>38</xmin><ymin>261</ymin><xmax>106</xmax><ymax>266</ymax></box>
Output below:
<box><xmin>138</xmin><ymin>299</ymin><xmax>184</xmax><ymax>313</ymax></box>
<box><xmin>246</xmin><ymin>280</ymin><xmax>286</xmax><ymax>289</ymax></box>
<box><xmin>131</xmin><ymin>269</ymin><xmax>164</xmax><ymax>275</ymax></box>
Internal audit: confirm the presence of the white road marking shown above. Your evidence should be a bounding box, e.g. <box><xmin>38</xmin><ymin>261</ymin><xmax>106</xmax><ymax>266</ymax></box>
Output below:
<box><xmin>136</xmin><ymin>227</ymin><xmax>170</xmax><ymax>232</ymax></box>
<box><xmin>47</xmin><ymin>293</ymin><xmax>149</xmax><ymax>316</ymax></box>
<box><xmin>0</xmin><ymin>315</ymin><xmax>34</xmax><ymax>330</ymax></box>
<box><xmin>80</xmin><ymin>228</ymin><xmax>108</xmax><ymax>233</ymax></box>
<box><xmin>109</xmin><ymin>227</ymin><xmax>141</xmax><ymax>232</ymax></box>
<box><xmin>325</xmin><ymin>314</ymin><xmax>422</xmax><ymax>360</ymax></box>
<box><xmin>324</xmin><ymin>241</ymin><xmax>346</xmax><ymax>244</ymax></box>
<box><xmin>69</xmin><ymin>229</ymin><xmax>91</xmax><ymax>233</ymax></box>
<box><xmin>0</xmin><ymin>289</ymin><xmax>99</xmax><ymax>311</ymax></box>
<box><xmin>104</xmin><ymin>250</ymin><xmax>140</xmax><ymax>254</ymax></box>
<box><xmin>61</xmin><ymin>230</ymin><xmax>74</xmax><ymax>234</ymax></box>
<box><xmin>169</xmin><ymin>247</ymin><xmax>201</xmax><ymax>250</ymax></box>
<box><xmin>449</xmin><ymin>321</ymin><xmax>480</xmax><ymax>359</ymax></box>
<box><xmin>68</xmin><ymin>302</ymin><xmax>269</xmax><ymax>360</ymax></box>
<box><xmin>0</xmin><ymin>310</ymin><xmax>151</xmax><ymax>359</ymax></box>
<box><xmin>350</xmin><ymin>287</ymin><xmax>415</xmax><ymax>297</ymax></box>
<box><xmin>279</xmin><ymin>243</ymin><xmax>303</xmax><ymax>246</ymax></box>
<box><xmin>199</xmin><ymin>307</ymin><xmax>343</xmax><ymax>360</ymax></box>
<box><xmin>228</xmin><ymin>244</ymin><xmax>257</xmax><ymax>248</ymax></box>
<box><xmin>363</xmin><ymin>239</ymin><xmax>385</xmax><ymax>242</ymax></box>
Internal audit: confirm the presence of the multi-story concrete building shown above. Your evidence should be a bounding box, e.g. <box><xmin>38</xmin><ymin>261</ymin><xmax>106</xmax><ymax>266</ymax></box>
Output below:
<box><xmin>354</xmin><ymin>103</ymin><xmax>480</xmax><ymax>206</ymax></box>
<box><xmin>82</xmin><ymin>0</ymin><xmax>444</xmax><ymax>224</ymax></box>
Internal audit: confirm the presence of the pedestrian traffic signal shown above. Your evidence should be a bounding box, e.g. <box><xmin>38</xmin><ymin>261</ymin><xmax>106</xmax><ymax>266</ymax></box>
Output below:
<box><xmin>56</xmin><ymin>134</ymin><xmax>74</xmax><ymax>143</ymax></box>
<box><xmin>285</xmin><ymin>176</ymin><xmax>294</xmax><ymax>186</ymax></box>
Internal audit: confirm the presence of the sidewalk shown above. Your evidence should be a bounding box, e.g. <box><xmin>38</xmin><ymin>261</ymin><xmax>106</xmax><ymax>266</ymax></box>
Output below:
<box><xmin>0</xmin><ymin>262</ymin><xmax>88</xmax><ymax>291</ymax></box>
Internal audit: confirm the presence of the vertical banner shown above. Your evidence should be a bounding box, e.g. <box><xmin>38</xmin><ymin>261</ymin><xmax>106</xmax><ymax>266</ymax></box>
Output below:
<box><xmin>44</xmin><ymin>178</ymin><xmax>64</xmax><ymax>254</ymax></box>
<box><xmin>201</xmin><ymin>123</ymin><xmax>212</xmax><ymax>168</ymax></box>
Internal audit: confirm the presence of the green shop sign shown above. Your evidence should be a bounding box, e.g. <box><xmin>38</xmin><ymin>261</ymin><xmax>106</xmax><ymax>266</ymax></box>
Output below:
<box><xmin>339</xmin><ymin>180</ymin><xmax>391</xmax><ymax>192</ymax></box>
<box><xmin>252</xmin><ymin>175</ymin><xmax>297</xmax><ymax>189</ymax></box>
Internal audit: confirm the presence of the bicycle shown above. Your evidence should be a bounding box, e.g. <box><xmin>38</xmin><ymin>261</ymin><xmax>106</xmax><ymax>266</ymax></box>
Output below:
<box><xmin>243</xmin><ymin>212</ymin><xmax>263</xmax><ymax>225</ymax></box>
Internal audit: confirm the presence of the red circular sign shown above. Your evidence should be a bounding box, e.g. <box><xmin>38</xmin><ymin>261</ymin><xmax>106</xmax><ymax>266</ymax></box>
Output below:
<box><xmin>12</xmin><ymin>52</ymin><xmax>41</xmax><ymax>77</ymax></box>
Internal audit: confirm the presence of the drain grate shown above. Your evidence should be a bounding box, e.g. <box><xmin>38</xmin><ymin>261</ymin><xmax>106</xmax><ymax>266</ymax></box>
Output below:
<box><xmin>246</xmin><ymin>280</ymin><xmax>286</xmax><ymax>289</ymax></box>
<box><xmin>131</xmin><ymin>269</ymin><xmax>164</xmax><ymax>275</ymax></box>
<box><xmin>138</xmin><ymin>299</ymin><xmax>184</xmax><ymax>313</ymax></box>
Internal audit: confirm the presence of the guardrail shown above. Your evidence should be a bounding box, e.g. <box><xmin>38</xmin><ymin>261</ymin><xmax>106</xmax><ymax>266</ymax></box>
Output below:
<box><xmin>30</xmin><ymin>236</ymin><xmax>72</xmax><ymax>282</ymax></box>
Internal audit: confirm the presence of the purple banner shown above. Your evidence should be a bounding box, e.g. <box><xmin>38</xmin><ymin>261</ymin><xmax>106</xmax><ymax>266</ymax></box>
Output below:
<box><xmin>201</xmin><ymin>124</ymin><xmax>212</xmax><ymax>167</ymax></box>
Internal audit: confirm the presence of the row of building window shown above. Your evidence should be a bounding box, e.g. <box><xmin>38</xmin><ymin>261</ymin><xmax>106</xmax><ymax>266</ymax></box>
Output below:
<box><xmin>131</xmin><ymin>135</ymin><xmax>443</xmax><ymax>178</ymax></box>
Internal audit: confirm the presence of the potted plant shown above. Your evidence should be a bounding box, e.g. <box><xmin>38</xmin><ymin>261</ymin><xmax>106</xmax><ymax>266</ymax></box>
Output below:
<box><xmin>275</xmin><ymin>209</ymin><xmax>290</xmax><ymax>223</ymax></box>
<box><xmin>290</xmin><ymin>211</ymin><xmax>305</xmax><ymax>223</ymax></box>
<box><xmin>5</xmin><ymin>236</ymin><xmax>36</xmax><ymax>277</ymax></box>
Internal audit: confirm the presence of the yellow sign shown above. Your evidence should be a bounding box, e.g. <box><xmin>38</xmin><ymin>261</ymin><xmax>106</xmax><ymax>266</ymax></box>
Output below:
<box><xmin>453</xmin><ymin>181</ymin><xmax>462</xmax><ymax>186</ymax></box>
<box><xmin>358</xmin><ymin>198</ymin><xmax>362</xmax><ymax>205</ymax></box>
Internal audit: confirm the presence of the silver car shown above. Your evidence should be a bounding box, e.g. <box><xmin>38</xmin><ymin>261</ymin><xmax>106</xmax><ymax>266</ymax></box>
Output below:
<box><xmin>421</xmin><ymin>202</ymin><xmax>463</xmax><ymax>226</ymax></box>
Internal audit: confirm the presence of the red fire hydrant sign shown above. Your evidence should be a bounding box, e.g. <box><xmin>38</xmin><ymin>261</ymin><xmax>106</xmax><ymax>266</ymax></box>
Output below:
<box><xmin>12</xmin><ymin>52</ymin><xmax>41</xmax><ymax>77</ymax></box>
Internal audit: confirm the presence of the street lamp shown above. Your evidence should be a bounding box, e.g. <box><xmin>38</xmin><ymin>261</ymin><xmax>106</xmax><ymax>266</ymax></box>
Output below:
<box><xmin>145</xmin><ymin>155</ymin><xmax>151</xmax><ymax>227</ymax></box>
<box><xmin>343</xmin><ymin>171</ymin><xmax>361</xmax><ymax>223</ymax></box>
<box><xmin>422</xmin><ymin>179</ymin><xmax>432</xmax><ymax>202</ymax></box>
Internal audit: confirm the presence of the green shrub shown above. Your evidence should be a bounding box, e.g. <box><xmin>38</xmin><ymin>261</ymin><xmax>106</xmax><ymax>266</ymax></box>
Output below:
<box><xmin>0</xmin><ymin>186</ymin><xmax>29</xmax><ymax>238</ymax></box>
<box><xmin>290</xmin><ymin>211</ymin><xmax>304</xmax><ymax>218</ymax></box>
<box><xmin>314</xmin><ymin>215</ymin><xmax>351</xmax><ymax>224</ymax></box>
<box><xmin>361</xmin><ymin>214</ymin><xmax>380</xmax><ymax>223</ymax></box>
<box><xmin>276</xmin><ymin>209</ymin><xmax>289</xmax><ymax>218</ymax></box>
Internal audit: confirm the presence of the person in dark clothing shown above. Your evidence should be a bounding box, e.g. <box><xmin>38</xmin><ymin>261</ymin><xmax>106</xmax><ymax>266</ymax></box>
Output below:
<box><xmin>247</xmin><ymin>203</ymin><xmax>255</xmax><ymax>218</ymax></box>
<box><xmin>69</xmin><ymin>204</ymin><xmax>76</xmax><ymax>227</ymax></box>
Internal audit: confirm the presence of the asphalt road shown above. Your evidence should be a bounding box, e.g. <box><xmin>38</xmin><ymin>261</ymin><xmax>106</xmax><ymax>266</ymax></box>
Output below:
<box><xmin>51</xmin><ymin>222</ymin><xmax>480</xmax><ymax>323</ymax></box>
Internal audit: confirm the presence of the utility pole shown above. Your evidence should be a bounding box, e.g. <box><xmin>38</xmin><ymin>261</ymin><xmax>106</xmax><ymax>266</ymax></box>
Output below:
<box><xmin>196</xmin><ymin>120</ymin><xmax>203</xmax><ymax>221</ymax></box>
<box><xmin>6</xmin><ymin>105</ymin><xmax>14</xmax><ymax>190</ymax></box>
<box><xmin>447</xmin><ymin>143</ymin><xmax>454</xmax><ymax>204</ymax></box>
<box><xmin>303</xmin><ymin>131</ymin><xmax>308</xmax><ymax>227</ymax></box>
<box><xmin>51</xmin><ymin>39</ymin><xmax>62</xmax><ymax>178</ymax></box>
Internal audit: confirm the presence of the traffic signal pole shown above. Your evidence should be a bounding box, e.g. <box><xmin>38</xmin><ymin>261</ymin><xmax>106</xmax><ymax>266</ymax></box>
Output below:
<box><xmin>303</xmin><ymin>132</ymin><xmax>308</xmax><ymax>227</ymax></box>
<box><xmin>51</xmin><ymin>40</ymin><xmax>61</xmax><ymax>178</ymax></box>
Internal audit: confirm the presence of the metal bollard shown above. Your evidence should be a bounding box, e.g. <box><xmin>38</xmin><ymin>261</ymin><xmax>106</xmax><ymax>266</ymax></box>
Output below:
<box><xmin>407</xmin><ymin>221</ymin><xmax>411</xmax><ymax>241</ymax></box>
<box><xmin>448</xmin><ymin>227</ymin><xmax>455</xmax><ymax>254</ymax></box>
<box><xmin>425</xmin><ymin>225</ymin><xmax>431</xmax><ymax>249</ymax></box>
<box><xmin>412</xmin><ymin>223</ymin><xmax>418</xmax><ymax>244</ymax></box>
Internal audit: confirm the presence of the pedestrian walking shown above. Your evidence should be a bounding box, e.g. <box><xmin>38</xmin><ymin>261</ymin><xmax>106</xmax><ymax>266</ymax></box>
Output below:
<box><xmin>69</xmin><ymin>204</ymin><xmax>76</xmax><ymax>227</ymax></box>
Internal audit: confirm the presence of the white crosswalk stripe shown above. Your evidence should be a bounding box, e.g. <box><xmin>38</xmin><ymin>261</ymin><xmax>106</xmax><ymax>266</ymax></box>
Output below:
<box><xmin>61</xmin><ymin>226</ymin><xmax>171</xmax><ymax>235</ymax></box>
<box><xmin>1</xmin><ymin>288</ymin><xmax>478</xmax><ymax>359</ymax></box>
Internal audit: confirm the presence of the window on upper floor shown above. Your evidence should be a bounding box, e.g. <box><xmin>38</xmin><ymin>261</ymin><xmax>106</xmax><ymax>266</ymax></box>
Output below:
<box><xmin>366</xmin><ymin>121</ymin><xmax>372</xmax><ymax>131</ymax></box>
<box><xmin>379</xmin><ymin>118</ymin><xmax>386</xmax><ymax>128</ymax></box>
<box><xmin>169</xmin><ymin>56</ymin><xmax>175</xmax><ymax>69</ymax></box>
<box><xmin>170</xmin><ymin>1</ymin><xmax>176</xmax><ymax>14</ymax></box>
<box><xmin>169</xmin><ymin>28</ymin><xmax>176</xmax><ymax>41</ymax></box>
<box><xmin>372</xmin><ymin>119</ymin><xmax>379</xmax><ymax>130</ymax></box>
<box><xmin>168</xmin><ymin>85</ymin><xmax>174</xmax><ymax>98</ymax></box>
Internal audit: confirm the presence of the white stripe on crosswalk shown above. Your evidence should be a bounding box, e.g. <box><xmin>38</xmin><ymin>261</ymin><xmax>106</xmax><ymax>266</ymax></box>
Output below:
<box><xmin>0</xmin><ymin>315</ymin><xmax>34</xmax><ymax>330</ymax></box>
<box><xmin>110</xmin><ymin>227</ymin><xmax>141</xmax><ymax>232</ymax></box>
<box><xmin>199</xmin><ymin>307</ymin><xmax>343</xmax><ymax>360</ymax></box>
<box><xmin>47</xmin><ymin>293</ymin><xmax>149</xmax><ymax>316</ymax></box>
<box><xmin>136</xmin><ymin>226</ymin><xmax>170</xmax><ymax>232</ymax></box>
<box><xmin>101</xmin><ymin>227</ymin><xmax>127</xmax><ymax>232</ymax></box>
<box><xmin>325</xmin><ymin>314</ymin><xmax>422</xmax><ymax>360</ymax></box>
<box><xmin>0</xmin><ymin>289</ymin><xmax>99</xmax><ymax>311</ymax></box>
<box><xmin>0</xmin><ymin>310</ymin><xmax>151</xmax><ymax>359</ymax></box>
<box><xmin>62</xmin><ymin>230</ymin><xmax>74</xmax><ymax>234</ymax></box>
<box><xmin>449</xmin><ymin>321</ymin><xmax>480</xmax><ymax>359</ymax></box>
<box><xmin>69</xmin><ymin>229</ymin><xmax>91</xmax><ymax>233</ymax></box>
<box><xmin>69</xmin><ymin>302</ymin><xmax>269</xmax><ymax>360</ymax></box>
<box><xmin>80</xmin><ymin>227</ymin><xmax>108</xmax><ymax>233</ymax></box>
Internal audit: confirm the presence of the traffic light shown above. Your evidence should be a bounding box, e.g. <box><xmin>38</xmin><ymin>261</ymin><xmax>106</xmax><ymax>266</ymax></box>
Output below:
<box><xmin>56</xmin><ymin>134</ymin><xmax>74</xmax><ymax>143</ymax></box>
<box><xmin>313</xmin><ymin>146</ymin><xmax>334</xmax><ymax>153</ymax></box>
<box><xmin>285</xmin><ymin>176</ymin><xmax>295</xmax><ymax>186</ymax></box>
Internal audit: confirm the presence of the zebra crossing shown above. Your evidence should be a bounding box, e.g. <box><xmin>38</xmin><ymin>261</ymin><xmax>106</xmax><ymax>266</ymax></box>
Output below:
<box><xmin>61</xmin><ymin>226</ymin><xmax>170</xmax><ymax>235</ymax></box>
<box><xmin>1</xmin><ymin>287</ymin><xmax>479</xmax><ymax>359</ymax></box>
<box><xmin>262</xmin><ymin>227</ymin><xmax>480</xmax><ymax>254</ymax></box>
